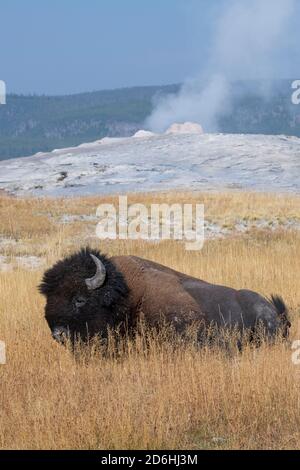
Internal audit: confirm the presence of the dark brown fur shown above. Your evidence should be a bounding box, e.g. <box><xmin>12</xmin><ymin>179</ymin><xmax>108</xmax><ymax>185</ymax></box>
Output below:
<box><xmin>39</xmin><ymin>248</ymin><xmax>290</xmax><ymax>345</ymax></box>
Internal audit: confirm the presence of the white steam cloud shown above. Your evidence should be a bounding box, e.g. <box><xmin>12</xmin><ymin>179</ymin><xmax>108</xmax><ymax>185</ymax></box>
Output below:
<box><xmin>146</xmin><ymin>0</ymin><xmax>296</xmax><ymax>133</ymax></box>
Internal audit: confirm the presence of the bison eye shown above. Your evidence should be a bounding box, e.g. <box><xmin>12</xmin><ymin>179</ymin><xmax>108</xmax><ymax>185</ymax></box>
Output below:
<box><xmin>73</xmin><ymin>295</ymin><xmax>87</xmax><ymax>310</ymax></box>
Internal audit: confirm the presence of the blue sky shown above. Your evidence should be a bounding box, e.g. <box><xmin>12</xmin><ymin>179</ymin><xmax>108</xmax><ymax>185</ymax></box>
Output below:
<box><xmin>1</xmin><ymin>0</ymin><xmax>299</xmax><ymax>95</ymax></box>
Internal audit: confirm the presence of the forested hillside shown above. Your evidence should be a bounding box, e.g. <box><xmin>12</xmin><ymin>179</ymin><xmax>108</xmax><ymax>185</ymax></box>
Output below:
<box><xmin>0</xmin><ymin>85</ymin><xmax>178</xmax><ymax>160</ymax></box>
<box><xmin>0</xmin><ymin>80</ymin><xmax>299</xmax><ymax>160</ymax></box>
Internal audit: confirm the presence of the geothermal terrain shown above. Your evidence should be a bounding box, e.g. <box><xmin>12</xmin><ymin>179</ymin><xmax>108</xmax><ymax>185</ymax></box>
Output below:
<box><xmin>1</xmin><ymin>129</ymin><xmax>300</xmax><ymax>197</ymax></box>
<box><xmin>1</xmin><ymin>128</ymin><xmax>300</xmax><ymax>450</ymax></box>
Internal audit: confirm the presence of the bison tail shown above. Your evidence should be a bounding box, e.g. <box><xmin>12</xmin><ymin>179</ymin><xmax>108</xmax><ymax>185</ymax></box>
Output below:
<box><xmin>270</xmin><ymin>295</ymin><xmax>287</xmax><ymax>316</ymax></box>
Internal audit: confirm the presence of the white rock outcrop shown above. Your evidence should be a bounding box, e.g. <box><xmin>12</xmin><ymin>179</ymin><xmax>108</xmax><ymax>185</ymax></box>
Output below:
<box><xmin>165</xmin><ymin>122</ymin><xmax>204</xmax><ymax>135</ymax></box>
<box><xmin>133</xmin><ymin>130</ymin><xmax>156</xmax><ymax>138</ymax></box>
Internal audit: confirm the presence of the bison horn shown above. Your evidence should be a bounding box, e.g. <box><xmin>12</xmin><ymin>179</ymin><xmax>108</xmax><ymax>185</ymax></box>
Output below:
<box><xmin>85</xmin><ymin>254</ymin><xmax>106</xmax><ymax>291</ymax></box>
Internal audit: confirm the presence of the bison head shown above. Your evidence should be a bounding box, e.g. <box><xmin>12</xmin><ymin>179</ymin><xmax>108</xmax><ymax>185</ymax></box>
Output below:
<box><xmin>39</xmin><ymin>248</ymin><xmax>129</xmax><ymax>345</ymax></box>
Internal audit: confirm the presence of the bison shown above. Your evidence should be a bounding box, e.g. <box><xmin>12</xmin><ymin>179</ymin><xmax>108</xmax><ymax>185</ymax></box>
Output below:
<box><xmin>39</xmin><ymin>248</ymin><xmax>291</xmax><ymax>347</ymax></box>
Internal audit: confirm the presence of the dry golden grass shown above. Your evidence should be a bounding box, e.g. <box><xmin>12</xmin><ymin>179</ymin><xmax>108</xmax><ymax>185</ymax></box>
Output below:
<box><xmin>1</xmin><ymin>191</ymin><xmax>300</xmax><ymax>450</ymax></box>
<box><xmin>1</xmin><ymin>190</ymin><xmax>300</xmax><ymax>257</ymax></box>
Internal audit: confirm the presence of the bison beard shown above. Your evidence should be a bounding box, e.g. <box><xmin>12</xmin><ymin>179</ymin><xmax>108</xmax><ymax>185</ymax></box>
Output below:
<box><xmin>39</xmin><ymin>248</ymin><xmax>291</xmax><ymax>347</ymax></box>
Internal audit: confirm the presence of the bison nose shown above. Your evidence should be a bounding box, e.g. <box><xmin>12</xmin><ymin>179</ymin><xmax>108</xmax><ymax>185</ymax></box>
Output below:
<box><xmin>52</xmin><ymin>327</ymin><xmax>69</xmax><ymax>344</ymax></box>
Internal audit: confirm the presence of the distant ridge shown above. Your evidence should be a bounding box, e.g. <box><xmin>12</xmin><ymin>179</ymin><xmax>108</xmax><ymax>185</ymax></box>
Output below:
<box><xmin>0</xmin><ymin>85</ymin><xmax>179</xmax><ymax>161</ymax></box>
<box><xmin>0</xmin><ymin>80</ymin><xmax>299</xmax><ymax>160</ymax></box>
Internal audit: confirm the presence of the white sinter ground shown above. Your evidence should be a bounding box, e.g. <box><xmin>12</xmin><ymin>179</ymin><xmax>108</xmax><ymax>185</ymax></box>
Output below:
<box><xmin>1</xmin><ymin>128</ymin><xmax>300</xmax><ymax>196</ymax></box>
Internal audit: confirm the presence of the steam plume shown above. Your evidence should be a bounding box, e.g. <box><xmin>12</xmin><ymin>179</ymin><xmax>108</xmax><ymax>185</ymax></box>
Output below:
<box><xmin>146</xmin><ymin>0</ymin><xmax>296</xmax><ymax>133</ymax></box>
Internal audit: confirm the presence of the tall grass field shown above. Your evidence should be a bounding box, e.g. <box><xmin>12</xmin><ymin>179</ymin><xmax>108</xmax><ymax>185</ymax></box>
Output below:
<box><xmin>0</xmin><ymin>191</ymin><xmax>300</xmax><ymax>450</ymax></box>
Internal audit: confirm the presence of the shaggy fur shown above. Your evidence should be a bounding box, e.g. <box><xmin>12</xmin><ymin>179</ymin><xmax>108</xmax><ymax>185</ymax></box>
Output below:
<box><xmin>39</xmin><ymin>247</ymin><xmax>291</xmax><ymax>345</ymax></box>
<box><xmin>39</xmin><ymin>248</ymin><xmax>130</xmax><ymax>342</ymax></box>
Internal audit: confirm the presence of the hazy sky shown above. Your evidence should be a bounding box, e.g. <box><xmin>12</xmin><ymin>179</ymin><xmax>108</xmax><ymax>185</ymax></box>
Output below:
<box><xmin>1</xmin><ymin>0</ymin><xmax>299</xmax><ymax>95</ymax></box>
